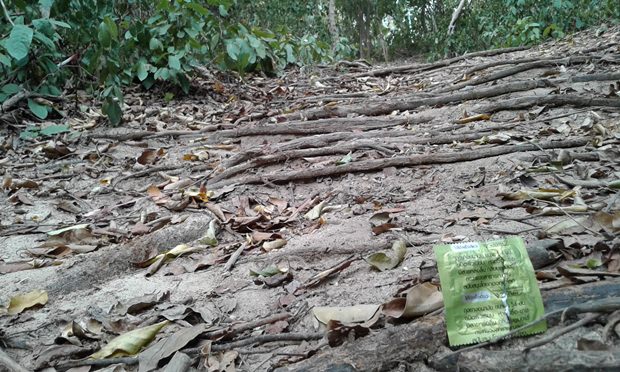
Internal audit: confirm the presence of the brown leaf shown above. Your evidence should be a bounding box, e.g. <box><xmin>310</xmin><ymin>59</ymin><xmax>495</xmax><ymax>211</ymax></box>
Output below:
<box><xmin>382</xmin><ymin>282</ymin><xmax>443</xmax><ymax>319</ymax></box>
<box><xmin>138</xmin><ymin>324</ymin><xmax>209</xmax><ymax>372</ymax></box>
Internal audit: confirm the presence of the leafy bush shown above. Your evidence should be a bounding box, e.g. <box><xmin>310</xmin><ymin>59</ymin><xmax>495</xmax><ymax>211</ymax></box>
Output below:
<box><xmin>0</xmin><ymin>0</ymin><xmax>342</xmax><ymax>125</ymax></box>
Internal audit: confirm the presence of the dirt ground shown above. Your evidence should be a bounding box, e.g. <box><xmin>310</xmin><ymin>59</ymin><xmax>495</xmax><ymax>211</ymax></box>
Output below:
<box><xmin>1</xmin><ymin>25</ymin><xmax>619</xmax><ymax>371</ymax></box>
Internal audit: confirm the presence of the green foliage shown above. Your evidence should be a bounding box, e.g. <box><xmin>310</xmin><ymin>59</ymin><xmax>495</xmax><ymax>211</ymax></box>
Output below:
<box><xmin>0</xmin><ymin>0</ymin><xmax>341</xmax><ymax>125</ymax></box>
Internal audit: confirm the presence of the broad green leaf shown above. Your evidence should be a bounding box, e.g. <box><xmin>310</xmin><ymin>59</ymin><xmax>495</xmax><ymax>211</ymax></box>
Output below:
<box><xmin>28</xmin><ymin>99</ymin><xmax>49</xmax><ymax>119</ymax></box>
<box><xmin>7</xmin><ymin>25</ymin><xmax>34</xmax><ymax>60</ymax></box>
<box><xmin>149</xmin><ymin>38</ymin><xmax>163</xmax><ymax>50</ymax></box>
<box><xmin>219</xmin><ymin>5</ymin><xmax>228</xmax><ymax>16</ymax></box>
<box><xmin>187</xmin><ymin>2</ymin><xmax>209</xmax><ymax>16</ymax></box>
<box><xmin>40</xmin><ymin>124</ymin><xmax>69</xmax><ymax>136</ymax></box>
<box><xmin>90</xmin><ymin>321</ymin><xmax>168</xmax><ymax>359</ymax></box>
<box><xmin>226</xmin><ymin>41</ymin><xmax>240</xmax><ymax>61</ymax></box>
<box><xmin>1</xmin><ymin>84</ymin><xmax>20</xmax><ymax>94</ymax></box>
<box><xmin>19</xmin><ymin>130</ymin><xmax>39</xmax><ymax>140</ymax></box>
<box><xmin>168</xmin><ymin>55</ymin><xmax>181</xmax><ymax>70</ymax></box>
<box><xmin>102</xmin><ymin>98</ymin><xmax>122</xmax><ymax>126</ymax></box>
<box><xmin>34</xmin><ymin>31</ymin><xmax>55</xmax><ymax>49</ymax></box>
<box><xmin>103</xmin><ymin>17</ymin><xmax>118</xmax><ymax>40</ymax></box>
<box><xmin>39</xmin><ymin>0</ymin><xmax>54</xmax><ymax>18</ymax></box>
<box><xmin>137</xmin><ymin>62</ymin><xmax>148</xmax><ymax>81</ymax></box>
<box><xmin>0</xmin><ymin>54</ymin><xmax>11</xmax><ymax>66</ymax></box>
<box><xmin>98</xmin><ymin>22</ymin><xmax>111</xmax><ymax>47</ymax></box>
<box><xmin>47</xmin><ymin>19</ymin><xmax>70</xmax><ymax>28</ymax></box>
<box><xmin>6</xmin><ymin>290</ymin><xmax>48</xmax><ymax>315</ymax></box>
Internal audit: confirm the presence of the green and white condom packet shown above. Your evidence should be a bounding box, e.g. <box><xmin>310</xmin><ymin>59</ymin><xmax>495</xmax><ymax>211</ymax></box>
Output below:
<box><xmin>434</xmin><ymin>236</ymin><xmax>546</xmax><ymax>346</ymax></box>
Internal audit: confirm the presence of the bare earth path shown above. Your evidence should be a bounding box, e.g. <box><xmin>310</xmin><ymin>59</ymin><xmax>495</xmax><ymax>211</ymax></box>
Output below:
<box><xmin>1</xmin><ymin>26</ymin><xmax>619</xmax><ymax>371</ymax></box>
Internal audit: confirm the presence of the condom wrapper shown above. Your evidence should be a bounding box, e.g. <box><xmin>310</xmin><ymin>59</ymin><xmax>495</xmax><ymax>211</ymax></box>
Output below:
<box><xmin>435</xmin><ymin>236</ymin><xmax>546</xmax><ymax>346</ymax></box>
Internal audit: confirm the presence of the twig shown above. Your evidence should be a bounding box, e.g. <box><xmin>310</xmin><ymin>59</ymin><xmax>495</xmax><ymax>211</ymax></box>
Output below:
<box><xmin>202</xmin><ymin>312</ymin><xmax>291</xmax><ymax>341</ymax></box>
<box><xmin>207</xmin><ymin>332</ymin><xmax>324</xmax><ymax>351</ymax></box>
<box><xmin>54</xmin><ymin>357</ymin><xmax>137</xmax><ymax>371</ymax></box>
<box><xmin>523</xmin><ymin>313</ymin><xmax>602</xmax><ymax>350</ymax></box>
<box><xmin>534</xmin><ymin>198</ymin><xmax>603</xmax><ymax>237</ymax></box>
<box><xmin>223</xmin><ymin>243</ymin><xmax>246</xmax><ymax>272</ymax></box>
<box><xmin>0</xmin><ymin>0</ymin><xmax>13</xmax><ymax>26</ymax></box>
<box><xmin>0</xmin><ymin>347</ymin><xmax>29</xmax><ymax>372</ymax></box>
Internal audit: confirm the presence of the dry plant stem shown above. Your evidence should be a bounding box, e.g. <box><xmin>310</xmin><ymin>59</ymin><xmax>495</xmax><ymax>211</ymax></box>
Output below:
<box><xmin>523</xmin><ymin>313</ymin><xmax>602</xmax><ymax>350</ymax></box>
<box><xmin>54</xmin><ymin>357</ymin><xmax>138</xmax><ymax>371</ymax></box>
<box><xmin>209</xmin><ymin>138</ymin><xmax>587</xmax><ymax>189</ymax></box>
<box><xmin>208</xmin><ymin>332</ymin><xmax>324</xmax><ymax>351</ymax></box>
<box><xmin>223</xmin><ymin>243</ymin><xmax>246</xmax><ymax>272</ymax></box>
<box><xmin>0</xmin><ymin>348</ymin><xmax>29</xmax><ymax>372</ymax></box>
<box><xmin>202</xmin><ymin>312</ymin><xmax>291</xmax><ymax>341</ymax></box>
<box><xmin>534</xmin><ymin>198</ymin><xmax>603</xmax><ymax>237</ymax></box>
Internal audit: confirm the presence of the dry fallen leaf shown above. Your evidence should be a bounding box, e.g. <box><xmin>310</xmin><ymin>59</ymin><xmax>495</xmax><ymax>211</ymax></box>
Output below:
<box><xmin>382</xmin><ymin>282</ymin><xmax>443</xmax><ymax>319</ymax></box>
<box><xmin>90</xmin><ymin>320</ymin><xmax>168</xmax><ymax>359</ymax></box>
<box><xmin>6</xmin><ymin>289</ymin><xmax>48</xmax><ymax>315</ymax></box>
<box><xmin>313</xmin><ymin>304</ymin><xmax>380</xmax><ymax>325</ymax></box>
<box><xmin>365</xmin><ymin>240</ymin><xmax>407</xmax><ymax>271</ymax></box>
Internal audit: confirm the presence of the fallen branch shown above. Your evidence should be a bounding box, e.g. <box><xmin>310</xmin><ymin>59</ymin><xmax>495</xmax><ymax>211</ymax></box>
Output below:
<box><xmin>208</xmin><ymin>138</ymin><xmax>587</xmax><ymax>188</ymax></box>
<box><xmin>523</xmin><ymin>313</ymin><xmax>602</xmax><ymax>350</ymax></box>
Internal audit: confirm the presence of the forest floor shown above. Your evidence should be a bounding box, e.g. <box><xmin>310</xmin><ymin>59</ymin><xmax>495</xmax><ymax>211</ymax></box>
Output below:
<box><xmin>1</xmin><ymin>26</ymin><xmax>619</xmax><ymax>372</ymax></box>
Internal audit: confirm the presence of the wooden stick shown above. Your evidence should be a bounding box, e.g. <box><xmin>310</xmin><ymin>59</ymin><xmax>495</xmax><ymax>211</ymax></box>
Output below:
<box><xmin>0</xmin><ymin>348</ymin><xmax>29</xmax><ymax>372</ymax></box>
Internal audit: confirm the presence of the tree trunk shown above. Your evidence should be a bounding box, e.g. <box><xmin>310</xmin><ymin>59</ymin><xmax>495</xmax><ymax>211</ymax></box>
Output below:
<box><xmin>328</xmin><ymin>0</ymin><xmax>339</xmax><ymax>53</ymax></box>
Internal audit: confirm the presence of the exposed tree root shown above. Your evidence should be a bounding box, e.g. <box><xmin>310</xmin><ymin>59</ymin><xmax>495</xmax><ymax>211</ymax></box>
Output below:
<box><xmin>208</xmin><ymin>138</ymin><xmax>587</xmax><ymax>188</ymax></box>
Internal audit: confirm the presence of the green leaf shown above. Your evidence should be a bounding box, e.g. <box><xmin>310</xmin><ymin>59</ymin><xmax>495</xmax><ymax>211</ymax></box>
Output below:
<box><xmin>7</xmin><ymin>25</ymin><xmax>34</xmax><ymax>60</ymax></box>
<box><xmin>226</xmin><ymin>41</ymin><xmax>240</xmax><ymax>61</ymax></box>
<box><xmin>47</xmin><ymin>20</ymin><xmax>70</xmax><ymax>28</ymax></box>
<box><xmin>39</xmin><ymin>0</ymin><xmax>54</xmax><ymax>18</ymax></box>
<box><xmin>102</xmin><ymin>98</ymin><xmax>122</xmax><ymax>126</ymax></box>
<box><xmin>249</xmin><ymin>264</ymin><xmax>284</xmax><ymax>277</ymax></box>
<box><xmin>0</xmin><ymin>54</ymin><xmax>11</xmax><ymax>66</ymax></box>
<box><xmin>40</xmin><ymin>124</ymin><xmax>69</xmax><ymax>136</ymax></box>
<box><xmin>187</xmin><ymin>2</ymin><xmax>209</xmax><ymax>16</ymax></box>
<box><xmin>137</xmin><ymin>62</ymin><xmax>148</xmax><ymax>81</ymax></box>
<box><xmin>336</xmin><ymin>152</ymin><xmax>353</xmax><ymax>165</ymax></box>
<box><xmin>27</xmin><ymin>99</ymin><xmax>49</xmax><ymax>119</ymax></box>
<box><xmin>1</xmin><ymin>84</ymin><xmax>20</xmax><ymax>95</ymax></box>
<box><xmin>149</xmin><ymin>38</ymin><xmax>163</xmax><ymax>51</ymax></box>
<box><xmin>103</xmin><ymin>17</ymin><xmax>118</xmax><ymax>40</ymax></box>
<box><xmin>34</xmin><ymin>31</ymin><xmax>55</xmax><ymax>49</ymax></box>
<box><xmin>98</xmin><ymin>22</ymin><xmax>111</xmax><ymax>47</ymax></box>
<box><xmin>219</xmin><ymin>5</ymin><xmax>228</xmax><ymax>16</ymax></box>
<box><xmin>20</xmin><ymin>130</ymin><xmax>39</xmax><ymax>140</ymax></box>
<box><xmin>168</xmin><ymin>55</ymin><xmax>181</xmax><ymax>70</ymax></box>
